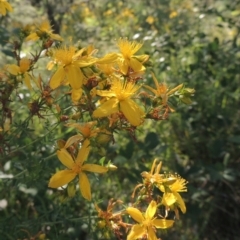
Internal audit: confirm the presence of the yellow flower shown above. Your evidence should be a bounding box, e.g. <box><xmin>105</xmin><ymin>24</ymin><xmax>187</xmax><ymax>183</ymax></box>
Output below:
<box><xmin>169</xmin><ymin>11</ymin><xmax>178</xmax><ymax>19</ymax></box>
<box><xmin>64</xmin><ymin>121</ymin><xmax>100</xmax><ymax>148</ymax></box>
<box><xmin>132</xmin><ymin>159</ymin><xmax>177</xmax><ymax>199</ymax></box>
<box><xmin>144</xmin><ymin>73</ymin><xmax>183</xmax><ymax>105</ymax></box>
<box><xmin>48</xmin><ymin>139</ymin><xmax>108</xmax><ymax>201</ymax></box>
<box><xmin>93</xmin><ymin>77</ymin><xmax>145</xmax><ymax>126</ymax></box>
<box><xmin>117</xmin><ymin>39</ymin><xmax>149</xmax><ymax>75</ymax></box>
<box><xmin>48</xmin><ymin>46</ymin><xmax>96</xmax><ymax>91</ymax></box>
<box><xmin>5</xmin><ymin>58</ymin><xmax>33</xmax><ymax>89</ymax></box>
<box><xmin>146</xmin><ymin>16</ymin><xmax>155</xmax><ymax>24</ymax></box>
<box><xmin>141</xmin><ymin>159</ymin><xmax>176</xmax><ymax>185</ymax></box>
<box><xmin>159</xmin><ymin>177</ymin><xmax>188</xmax><ymax>213</ymax></box>
<box><xmin>25</xmin><ymin>20</ymin><xmax>63</xmax><ymax>41</ymax></box>
<box><xmin>0</xmin><ymin>0</ymin><xmax>13</xmax><ymax>16</ymax></box>
<box><xmin>127</xmin><ymin>200</ymin><xmax>174</xmax><ymax>240</ymax></box>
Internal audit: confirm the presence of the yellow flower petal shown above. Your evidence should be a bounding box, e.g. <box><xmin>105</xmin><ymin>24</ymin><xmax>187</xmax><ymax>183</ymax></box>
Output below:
<box><xmin>24</xmin><ymin>73</ymin><xmax>32</xmax><ymax>90</ymax></box>
<box><xmin>127</xmin><ymin>224</ymin><xmax>145</xmax><ymax>240</ymax></box>
<box><xmin>152</xmin><ymin>219</ymin><xmax>174</xmax><ymax>229</ymax></box>
<box><xmin>118</xmin><ymin>59</ymin><xmax>129</xmax><ymax>75</ymax></box>
<box><xmin>167</xmin><ymin>84</ymin><xmax>183</xmax><ymax>96</ymax></box>
<box><xmin>120</xmin><ymin>99</ymin><xmax>144</xmax><ymax>126</ymax></box>
<box><xmin>6</xmin><ymin>64</ymin><xmax>20</xmax><ymax>75</ymax></box>
<box><xmin>145</xmin><ymin>200</ymin><xmax>157</xmax><ymax>220</ymax></box>
<box><xmin>96</xmin><ymin>53</ymin><xmax>118</xmax><ymax>64</ymax></box>
<box><xmin>76</xmin><ymin>58</ymin><xmax>96</xmax><ymax>67</ymax></box>
<box><xmin>49</xmin><ymin>66</ymin><xmax>66</xmax><ymax>89</ymax></box>
<box><xmin>96</xmin><ymin>89</ymin><xmax>116</xmax><ymax>98</ymax></box>
<box><xmin>117</xmin><ymin>39</ymin><xmax>143</xmax><ymax>56</ymax></box>
<box><xmin>82</xmin><ymin>164</ymin><xmax>108</xmax><ymax>173</ymax></box>
<box><xmin>75</xmin><ymin>139</ymin><xmax>90</xmax><ymax>164</ymax></box>
<box><xmin>93</xmin><ymin>98</ymin><xmax>119</xmax><ymax>118</ymax></box>
<box><xmin>2</xmin><ymin>1</ymin><xmax>13</xmax><ymax>12</ymax></box>
<box><xmin>47</xmin><ymin>61</ymin><xmax>55</xmax><ymax>70</ymax></box>
<box><xmin>126</xmin><ymin>207</ymin><xmax>144</xmax><ymax>223</ymax></box>
<box><xmin>148</xmin><ymin>227</ymin><xmax>158</xmax><ymax>240</ymax></box>
<box><xmin>50</xmin><ymin>33</ymin><xmax>63</xmax><ymax>41</ymax></box>
<box><xmin>79</xmin><ymin>172</ymin><xmax>91</xmax><ymax>201</ymax></box>
<box><xmin>57</xmin><ymin>149</ymin><xmax>75</xmax><ymax>169</ymax></box>
<box><xmin>19</xmin><ymin>58</ymin><xmax>31</xmax><ymax>72</ymax></box>
<box><xmin>64</xmin><ymin>134</ymin><xmax>83</xmax><ymax>149</ymax></box>
<box><xmin>162</xmin><ymin>192</ymin><xmax>176</xmax><ymax>206</ymax></box>
<box><xmin>174</xmin><ymin>192</ymin><xmax>186</xmax><ymax>213</ymax></box>
<box><xmin>71</xmin><ymin>88</ymin><xmax>83</xmax><ymax>102</ymax></box>
<box><xmin>25</xmin><ymin>32</ymin><xmax>39</xmax><ymax>41</ymax></box>
<box><xmin>48</xmin><ymin>169</ymin><xmax>76</xmax><ymax>188</ymax></box>
<box><xmin>144</xmin><ymin>85</ymin><xmax>158</xmax><ymax>96</ymax></box>
<box><xmin>129</xmin><ymin>57</ymin><xmax>145</xmax><ymax>72</ymax></box>
<box><xmin>151</xmin><ymin>72</ymin><xmax>160</xmax><ymax>91</ymax></box>
<box><xmin>66</xmin><ymin>65</ymin><xmax>83</xmax><ymax>89</ymax></box>
<box><xmin>170</xmin><ymin>178</ymin><xmax>187</xmax><ymax>192</ymax></box>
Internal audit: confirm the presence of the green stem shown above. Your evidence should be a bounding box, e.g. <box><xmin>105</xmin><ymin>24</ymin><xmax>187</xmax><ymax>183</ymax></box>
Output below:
<box><xmin>14</xmin><ymin>169</ymin><xmax>27</xmax><ymax>178</ymax></box>
<box><xmin>41</xmin><ymin>216</ymin><xmax>98</xmax><ymax>226</ymax></box>
<box><xmin>42</xmin><ymin>152</ymin><xmax>56</xmax><ymax>161</ymax></box>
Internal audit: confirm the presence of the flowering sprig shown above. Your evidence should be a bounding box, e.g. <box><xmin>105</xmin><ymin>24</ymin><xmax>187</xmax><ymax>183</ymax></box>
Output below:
<box><xmin>48</xmin><ymin>139</ymin><xmax>110</xmax><ymax>201</ymax></box>
<box><xmin>1</xmin><ymin>10</ymin><xmax>193</xmax><ymax>239</ymax></box>
<box><xmin>94</xmin><ymin>160</ymin><xmax>187</xmax><ymax>239</ymax></box>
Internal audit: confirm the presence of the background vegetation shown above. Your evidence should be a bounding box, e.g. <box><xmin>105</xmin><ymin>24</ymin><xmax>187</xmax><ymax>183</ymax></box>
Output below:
<box><xmin>0</xmin><ymin>0</ymin><xmax>239</xmax><ymax>239</ymax></box>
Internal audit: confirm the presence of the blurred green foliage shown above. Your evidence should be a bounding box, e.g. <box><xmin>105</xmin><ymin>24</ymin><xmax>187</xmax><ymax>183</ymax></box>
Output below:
<box><xmin>0</xmin><ymin>0</ymin><xmax>240</xmax><ymax>239</ymax></box>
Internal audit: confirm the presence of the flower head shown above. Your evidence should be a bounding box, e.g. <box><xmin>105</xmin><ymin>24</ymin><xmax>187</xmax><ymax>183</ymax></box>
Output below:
<box><xmin>141</xmin><ymin>159</ymin><xmax>177</xmax><ymax>185</ymax></box>
<box><xmin>145</xmin><ymin>73</ymin><xmax>183</xmax><ymax>105</ymax></box>
<box><xmin>0</xmin><ymin>0</ymin><xmax>13</xmax><ymax>16</ymax></box>
<box><xmin>48</xmin><ymin>139</ymin><xmax>108</xmax><ymax>201</ymax></box>
<box><xmin>25</xmin><ymin>20</ymin><xmax>63</xmax><ymax>41</ymax></box>
<box><xmin>127</xmin><ymin>200</ymin><xmax>174</xmax><ymax>240</ymax></box>
<box><xmin>93</xmin><ymin>77</ymin><xmax>145</xmax><ymax>126</ymax></box>
<box><xmin>5</xmin><ymin>58</ymin><xmax>33</xmax><ymax>89</ymax></box>
<box><xmin>48</xmin><ymin>45</ymin><xmax>96</xmax><ymax>91</ymax></box>
<box><xmin>117</xmin><ymin>39</ymin><xmax>149</xmax><ymax>75</ymax></box>
<box><xmin>64</xmin><ymin>121</ymin><xmax>100</xmax><ymax>148</ymax></box>
<box><xmin>159</xmin><ymin>176</ymin><xmax>188</xmax><ymax>213</ymax></box>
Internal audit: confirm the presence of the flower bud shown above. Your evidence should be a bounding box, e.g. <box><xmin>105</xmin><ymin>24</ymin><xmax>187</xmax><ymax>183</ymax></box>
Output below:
<box><xmin>97</xmin><ymin>220</ymin><xmax>106</xmax><ymax>229</ymax></box>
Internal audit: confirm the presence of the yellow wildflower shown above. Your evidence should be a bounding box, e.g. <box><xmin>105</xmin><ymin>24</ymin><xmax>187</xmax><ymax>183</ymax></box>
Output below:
<box><xmin>146</xmin><ymin>16</ymin><xmax>155</xmax><ymax>24</ymax></box>
<box><xmin>48</xmin><ymin>139</ymin><xmax>108</xmax><ymax>201</ymax></box>
<box><xmin>48</xmin><ymin>46</ymin><xmax>96</xmax><ymax>91</ymax></box>
<box><xmin>64</xmin><ymin>121</ymin><xmax>100</xmax><ymax>148</ymax></box>
<box><xmin>144</xmin><ymin>73</ymin><xmax>183</xmax><ymax>105</ymax></box>
<box><xmin>117</xmin><ymin>39</ymin><xmax>149</xmax><ymax>75</ymax></box>
<box><xmin>5</xmin><ymin>58</ymin><xmax>33</xmax><ymax>89</ymax></box>
<box><xmin>132</xmin><ymin>159</ymin><xmax>176</xmax><ymax>199</ymax></box>
<box><xmin>127</xmin><ymin>200</ymin><xmax>174</xmax><ymax>240</ymax></box>
<box><xmin>159</xmin><ymin>176</ymin><xmax>188</xmax><ymax>213</ymax></box>
<box><xmin>141</xmin><ymin>159</ymin><xmax>176</xmax><ymax>185</ymax></box>
<box><xmin>0</xmin><ymin>0</ymin><xmax>13</xmax><ymax>16</ymax></box>
<box><xmin>169</xmin><ymin>11</ymin><xmax>178</xmax><ymax>19</ymax></box>
<box><xmin>93</xmin><ymin>77</ymin><xmax>145</xmax><ymax>126</ymax></box>
<box><xmin>25</xmin><ymin>20</ymin><xmax>63</xmax><ymax>41</ymax></box>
